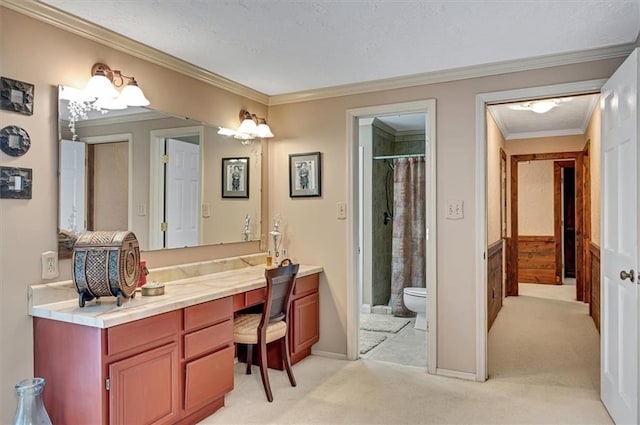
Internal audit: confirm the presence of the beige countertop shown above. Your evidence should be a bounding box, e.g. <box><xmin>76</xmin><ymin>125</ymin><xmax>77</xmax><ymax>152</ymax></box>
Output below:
<box><xmin>29</xmin><ymin>264</ymin><xmax>323</xmax><ymax>329</ymax></box>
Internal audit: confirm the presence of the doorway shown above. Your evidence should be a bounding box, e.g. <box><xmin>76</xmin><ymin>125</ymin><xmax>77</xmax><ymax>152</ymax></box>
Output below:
<box><xmin>475</xmin><ymin>79</ymin><xmax>606</xmax><ymax>380</ymax></box>
<box><xmin>346</xmin><ymin>100</ymin><xmax>437</xmax><ymax>374</ymax></box>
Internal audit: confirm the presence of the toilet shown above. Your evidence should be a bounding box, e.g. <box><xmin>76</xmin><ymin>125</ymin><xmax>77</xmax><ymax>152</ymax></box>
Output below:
<box><xmin>403</xmin><ymin>287</ymin><xmax>427</xmax><ymax>330</ymax></box>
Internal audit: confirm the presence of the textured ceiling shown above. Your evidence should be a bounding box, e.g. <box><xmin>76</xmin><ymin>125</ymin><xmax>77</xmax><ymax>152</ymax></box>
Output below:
<box><xmin>39</xmin><ymin>0</ymin><xmax>640</xmax><ymax>96</ymax></box>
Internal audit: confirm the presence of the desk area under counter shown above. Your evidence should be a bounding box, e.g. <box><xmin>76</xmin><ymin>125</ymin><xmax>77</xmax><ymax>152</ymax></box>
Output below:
<box><xmin>29</xmin><ymin>261</ymin><xmax>323</xmax><ymax>425</ymax></box>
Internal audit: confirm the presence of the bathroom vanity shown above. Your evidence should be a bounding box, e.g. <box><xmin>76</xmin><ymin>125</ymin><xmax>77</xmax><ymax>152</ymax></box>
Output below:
<box><xmin>29</xmin><ymin>255</ymin><xmax>322</xmax><ymax>425</ymax></box>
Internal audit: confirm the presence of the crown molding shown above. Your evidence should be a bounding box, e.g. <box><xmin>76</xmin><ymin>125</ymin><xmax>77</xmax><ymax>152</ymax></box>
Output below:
<box><xmin>269</xmin><ymin>44</ymin><xmax>635</xmax><ymax>105</ymax></box>
<box><xmin>506</xmin><ymin>128</ymin><xmax>586</xmax><ymax>141</ymax></box>
<box><xmin>1</xmin><ymin>0</ymin><xmax>269</xmax><ymax>105</ymax></box>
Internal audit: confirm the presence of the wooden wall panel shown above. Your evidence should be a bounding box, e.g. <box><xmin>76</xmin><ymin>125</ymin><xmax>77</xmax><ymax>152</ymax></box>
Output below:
<box><xmin>518</xmin><ymin>236</ymin><xmax>556</xmax><ymax>284</ymax></box>
<box><xmin>589</xmin><ymin>243</ymin><xmax>601</xmax><ymax>332</ymax></box>
<box><xmin>487</xmin><ymin>240</ymin><xmax>503</xmax><ymax>331</ymax></box>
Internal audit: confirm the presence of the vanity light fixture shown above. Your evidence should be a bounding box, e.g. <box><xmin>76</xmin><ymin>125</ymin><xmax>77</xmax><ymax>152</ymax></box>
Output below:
<box><xmin>218</xmin><ymin>109</ymin><xmax>275</xmax><ymax>143</ymax></box>
<box><xmin>83</xmin><ymin>62</ymin><xmax>150</xmax><ymax>108</ymax></box>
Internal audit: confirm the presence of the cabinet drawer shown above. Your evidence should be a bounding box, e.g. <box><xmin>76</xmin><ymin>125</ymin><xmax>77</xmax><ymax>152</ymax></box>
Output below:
<box><xmin>245</xmin><ymin>287</ymin><xmax>266</xmax><ymax>306</ymax></box>
<box><xmin>108</xmin><ymin>310</ymin><xmax>180</xmax><ymax>357</ymax></box>
<box><xmin>293</xmin><ymin>273</ymin><xmax>319</xmax><ymax>297</ymax></box>
<box><xmin>184</xmin><ymin>345</ymin><xmax>234</xmax><ymax>413</ymax></box>
<box><xmin>184</xmin><ymin>319</ymin><xmax>232</xmax><ymax>360</ymax></box>
<box><xmin>184</xmin><ymin>297</ymin><xmax>232</xmax><ymax>332</ymax></box>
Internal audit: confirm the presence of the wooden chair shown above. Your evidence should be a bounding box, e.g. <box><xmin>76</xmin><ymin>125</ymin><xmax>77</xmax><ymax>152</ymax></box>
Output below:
<box><xmin>233</xmin><ymin>263</ymin><xmax>299</xmax><ymax>402</ymax></box>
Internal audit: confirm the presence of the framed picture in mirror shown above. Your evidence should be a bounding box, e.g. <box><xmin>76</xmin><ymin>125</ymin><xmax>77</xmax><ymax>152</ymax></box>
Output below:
<box><xmin>289</xmin><ymin>152</ymin><xmax>321</xmax><ymax>197</ymax></box>
<box><xmin>222</xmin><ymin>157</ymin><xmax>249</xmax><ymax>198</ymax></box>
<box><xmin>1</xmin><ymin>77</ymin><xmax>34</xmax><ymax>116</ymax></box>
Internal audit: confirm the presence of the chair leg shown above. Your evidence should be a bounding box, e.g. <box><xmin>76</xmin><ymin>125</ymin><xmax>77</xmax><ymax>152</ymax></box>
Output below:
<box><xmin>258</xmin><ymin>342</ymin><xmax>273</xmax><ymax>402</ymax></box>
<box><xmin>282</xmin><ymin>336</ymin><xmax>297</xmax><ymax>387</ymax></box>
<box><xmin>245</xmin><ymin>344</ymin><xmax>253</xmax><ymax>375</ymax></box>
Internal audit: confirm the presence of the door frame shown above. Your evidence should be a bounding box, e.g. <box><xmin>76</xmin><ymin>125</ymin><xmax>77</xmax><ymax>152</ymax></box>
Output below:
<box><xmin>149</xmin><ymin>126</ymin><xmax>204</xmax><ymax>250</ymax></box>
<box><xmin>554</xmin><ymin>160</ymin><xmax>577</xmax><ymax>283</ymax></box>
<box><xmin>346</xmin><ymin>100</ymin><xmax>437</xmax><ymax>374</ymax></box>
<box><xmin>475</xmin><ymin>79</ymin><xmax>606</xmax><ymax>381</ymax></box>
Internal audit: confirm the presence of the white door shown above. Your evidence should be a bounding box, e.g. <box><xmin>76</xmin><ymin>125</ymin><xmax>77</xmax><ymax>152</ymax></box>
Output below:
<box><xmin>59</xmin><ymin>139</ymin><xmax>86</xmax><ymax>234</ymax></box>
<box><xmin>601</xmin><ymin>48</ymin><xmax>639</xmax><ymax>425</ymax></box>
<box><xmin>165</xmin><ymin>138</ymin><xmax>200</xmax><ymax>248</ymax></box>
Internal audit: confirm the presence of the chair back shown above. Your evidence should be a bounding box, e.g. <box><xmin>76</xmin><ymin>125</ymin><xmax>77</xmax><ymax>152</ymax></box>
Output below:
<box><xmin>261</xmin><ymin>264</ymin><xmax>299</xmax><ymax>330</ymax></box>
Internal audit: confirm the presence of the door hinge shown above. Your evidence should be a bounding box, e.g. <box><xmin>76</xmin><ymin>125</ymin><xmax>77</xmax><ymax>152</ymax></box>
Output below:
<box><xmin>161</xmin><ymin>222</ymin><xmax>168</xmax><ymax>232</ymax></box>
<box><xmin>162</xmin><ymin>154</ymin><xmax>169</xmax><ymax>164</ymax></box>
<box><xmin>105</xmin><ymin>377</ymin><xmax>110</xmax><ymax>391</ymax></box>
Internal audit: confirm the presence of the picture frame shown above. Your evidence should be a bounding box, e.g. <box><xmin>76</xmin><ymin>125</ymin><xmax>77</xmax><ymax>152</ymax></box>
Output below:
<box><xmin>289</xmin><ymin>152</ymin><xmax>321</xmax><ymax>197</ymax></box>
<box><xmin>221</xmin><ymin>157</ymin><xmax>249</xmax><ymax>198</ymax></box>
<box><xmin>0</xmin><ymin>125</ymin><xmax>31</xmax><ymax>157</ymax></box>
<box><xmin>0</xmin><ymin>166</ymin><xmax>32</xmax><ymax>199</ymax></box>
<box><xmin>1</xmin><ymin>77</ymin><xmax>34</xmax><ymax>116</ymax></box>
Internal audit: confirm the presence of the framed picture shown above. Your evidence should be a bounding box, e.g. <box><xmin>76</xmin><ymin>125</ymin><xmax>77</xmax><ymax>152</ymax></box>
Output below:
<box><xmin>1</xmin><ymin>77</ymin><xmax>34</xmax><ymax>116</ymax></box>
<box><xmin>222</xmin><ymin>157</ymin><xmax>249</xmax><ymax>198</ymax></box>
<box><xmin>289</xmin><ymin>152</ymin><xmax>321</xmax><ymax>197</ymax></box>
<box><xmin>0</xmin><ymin>125</ymin><xmax>31</xmax><ymax>157</ymax></box>
<box><xmin>0</xmin><ymin>166</ymin><xmax>32</xmax><ymax>199</ymax></box>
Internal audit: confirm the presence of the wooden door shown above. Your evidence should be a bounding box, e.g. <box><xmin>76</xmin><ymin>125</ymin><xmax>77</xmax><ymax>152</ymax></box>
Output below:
<box><xmin>563</xmin><ymin>167</ymin><xmax>576</xmax><ymax>278</ymax></box>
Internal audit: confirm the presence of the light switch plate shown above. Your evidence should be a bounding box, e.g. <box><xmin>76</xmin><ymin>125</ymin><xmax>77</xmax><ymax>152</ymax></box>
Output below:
<box><xmin>446</xmin><ymin>200</ymin><xmax>464</xmax><ymax>220</ymax></box>
<box><xmin>202</xmin><ymin>203</ymin><xmax>211</xmax><ymax>218</ymax></box>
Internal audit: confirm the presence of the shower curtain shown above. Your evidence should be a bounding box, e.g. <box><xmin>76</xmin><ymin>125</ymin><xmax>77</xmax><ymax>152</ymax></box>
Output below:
<box><xmin>391</xmin><ymin>157</ymin><xmax>426</xmax><ymax>317</ymax></box>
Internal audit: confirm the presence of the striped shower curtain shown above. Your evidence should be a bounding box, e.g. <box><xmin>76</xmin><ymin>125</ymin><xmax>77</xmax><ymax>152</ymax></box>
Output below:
<box><xmin>391</xmin><ymin>157</ymin><xmax>426</xmax><ymax>317</ymax></box>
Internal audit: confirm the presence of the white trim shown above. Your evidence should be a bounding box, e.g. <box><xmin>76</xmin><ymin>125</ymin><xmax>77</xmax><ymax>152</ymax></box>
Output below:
<box><xmin>579</xmin><ymin>95</ymin><xmax>600</xmax><ymax>134</ymax></box>
<box><xmin>506</xmin><ymin>128</ymin><xmax>588</xmax><ymax>140</ymax></box>
<box><xmin>269</xmin><ymin>45</ymin><xmax>633</xmax><ymax>105</ymax></box>
<box><xmin>1</xmin><ymin>0</ymin><xmax>268</xmax><ymax>105</ymax></box>
<box><xmin>346</xmin><ymin>100</ymin><xmax>437</xmax><ymax>374</ymax></box>
<box><xmin>148</xmin><ymin>126</ymin><xmax>204</xmax><ymax>250</ymax></box>
<box><xmin>80</xmin><ymin>133</ymin><xmax>134</xmax><ymax>233</ymax></box>
<box><xmin>436</xmin><ymin>368</ymin><xmax>477</xmax><ymax>381</ymax></box>
<box><xmin>475</xmin><ymin>78</ymin><xmax>607</xmax><ymax>383</ymax></box>
<box><xmin>311</xmin><ymin>350</ymin><xmax>348</xmax><ymax>361</ymax></box>
<box><xmin>74</xmin><ymin>111</ymin><xmax>169</xmax><ymax>128</ymax></box>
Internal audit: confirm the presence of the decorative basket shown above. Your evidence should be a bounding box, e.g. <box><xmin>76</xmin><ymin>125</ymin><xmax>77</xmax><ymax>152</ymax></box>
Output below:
<box><xmin>72</xmin><ymin>231</ymin><xmax>140</xmax><ymax>307</ymax></box>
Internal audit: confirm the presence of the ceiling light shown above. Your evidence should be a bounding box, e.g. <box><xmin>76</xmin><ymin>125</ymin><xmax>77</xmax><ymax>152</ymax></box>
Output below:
<box><xmin>509</xmin><ymin>99</ymin><xmax>559</xmax><ymax>114</ymax></box>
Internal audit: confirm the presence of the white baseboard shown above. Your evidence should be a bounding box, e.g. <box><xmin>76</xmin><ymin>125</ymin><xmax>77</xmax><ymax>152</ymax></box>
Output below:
<box><xmin>360</xmin><ymin>304</ymin><xmax>371</xmax><ymax>314</ymax></box>
<box><xmin>436</xmin><ymin>368</ymin><xmax>477</xmax><ymax>381</ymax></box>
<box><xmin>311</xmin><ymin>349</ymin><xmax>348</xmax><ymax>361</ymax></box>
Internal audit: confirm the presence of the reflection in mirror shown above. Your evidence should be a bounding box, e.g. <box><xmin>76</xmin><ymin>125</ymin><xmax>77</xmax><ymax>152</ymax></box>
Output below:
<box><xmin>57</xmin><ymin>86</ymin><xmax>262</xmax><ymax>257</ymax></box>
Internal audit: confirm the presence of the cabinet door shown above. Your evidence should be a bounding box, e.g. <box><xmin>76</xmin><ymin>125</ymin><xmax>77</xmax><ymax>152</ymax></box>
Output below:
<box><xmin>109</xmin><ymin>343</ymin><xmax>180</xmax><ymax>425</ymax></box>
<box><xmin>291</xmin><ymin>292</ymin><xmax>319</xmax><ymax>355</ymax></box>
<box><xmin>184</xmin><ymin>345</ymin><xmax>234</xmax><ymax>413</ymax></box>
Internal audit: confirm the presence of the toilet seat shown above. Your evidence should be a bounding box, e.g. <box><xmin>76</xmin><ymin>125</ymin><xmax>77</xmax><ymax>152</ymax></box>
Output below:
<box><xmin>403</xmin><ymin>287</ymin><xmax>426</xmax><ymax>297</ymax></box>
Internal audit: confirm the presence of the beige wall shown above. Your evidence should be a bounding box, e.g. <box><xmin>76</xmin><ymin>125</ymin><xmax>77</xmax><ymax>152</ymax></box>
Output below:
<box><xmin>0</xmin><ymin>6</ymin><xmax>624</xmax><ymax>418</ymax></box>
<box><xmin>0</xmin><ymin>8</ymin><xmax>266</xmax><ymax>419</ymax></box>
<box><xmin>518</xmin><ymin>160</ymin><xmax>555</xmax><ymax>236</ymax></box>
<box><xmin>585</xmin><ymin>106</ymin><xmax>602</xmax><ymax>246</ymax></box>
<box><xmin>93</xmin><ymin>141</ymin><xmax>128</xmax><ymax>230</ymax></box>
<box><xmin>487</xmin><ymin>111</ymin><xmax>506</xmax><ymax>244</ymax></box>
<box><xmin>267</xmin><ymin>64</ymin><xmax>621</xmax><ymax>374</ymax></box>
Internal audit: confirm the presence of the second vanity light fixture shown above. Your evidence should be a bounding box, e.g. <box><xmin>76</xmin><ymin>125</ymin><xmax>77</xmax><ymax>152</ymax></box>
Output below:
<box><xmin>218</xmin><ymin>109</ymin><xmax>275</xmax><ymax>143</ymax></box>
<box><xmin>83</xmin><ymin>62</ymin><xmax>150</xmax><ymax>109</ymax></box>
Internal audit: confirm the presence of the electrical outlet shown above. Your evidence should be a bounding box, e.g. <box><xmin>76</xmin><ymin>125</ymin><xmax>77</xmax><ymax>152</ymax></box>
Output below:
<box><xmin>446</xmin><ymin>200</ymin><xmax>464</xmax><ymax>220</ymax></box>
<box><xmin>41</xmin><ymin>251</ymin><xmax>59</xmax><ymax>280</ymax></box>
<box><xmin>337</xmin><ymin>202</ymin><xmax>347</xmax><ymax>220</ymax></box>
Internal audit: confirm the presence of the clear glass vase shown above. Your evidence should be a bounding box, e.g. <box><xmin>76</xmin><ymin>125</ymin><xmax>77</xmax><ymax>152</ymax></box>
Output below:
<box><xmin>12</xmin><ymin>378</ymin><xmax>52</xmax><ymax>425</ymax></box>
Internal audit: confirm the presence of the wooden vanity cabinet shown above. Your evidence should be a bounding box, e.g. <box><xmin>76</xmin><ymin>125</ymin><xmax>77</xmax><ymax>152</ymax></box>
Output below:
<box><xmin>33</xmin><ymin>298</ymin><xmax>235</xmax><ymax>425</ymax></box>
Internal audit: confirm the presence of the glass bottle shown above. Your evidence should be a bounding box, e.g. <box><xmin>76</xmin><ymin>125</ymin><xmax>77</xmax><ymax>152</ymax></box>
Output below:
<box><xmin>12</xmin><ymin>378</ymin><xmax>52</xmax><ymax>425</ymax></box>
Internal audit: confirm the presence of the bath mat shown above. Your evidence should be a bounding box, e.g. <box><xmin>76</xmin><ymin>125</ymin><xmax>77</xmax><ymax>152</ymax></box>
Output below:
<box><xmin>359</xmin><ymin>330</ymin><xmax>387</xmax><ymax>354</ymax></box>
<box><xmin>360</xmin><ymin>313</ymin><xmax>411</xmax><ymax>333</ymax></box>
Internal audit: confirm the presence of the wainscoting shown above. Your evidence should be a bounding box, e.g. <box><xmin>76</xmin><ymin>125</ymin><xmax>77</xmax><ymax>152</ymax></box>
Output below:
<box><xmin>589</xmin><ymin>242</ymin><xmax>600</xmax><ymax>332</ymax></box>
<box><xmin>487</xmin><ymin>240</ymin><xmax>503</xmax><ymax>331</ymax></box>
<box><xmin>518</xmin><ymin>236</ymin><xmax>556</xmax><ymax>284</ymax></box>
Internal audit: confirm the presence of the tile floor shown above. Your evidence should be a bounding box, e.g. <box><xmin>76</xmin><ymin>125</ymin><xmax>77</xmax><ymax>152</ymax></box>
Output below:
<box><xmin>360</xmin><ymin>316</ymin><xmax>428</xmax><ymax>368</ymax></box>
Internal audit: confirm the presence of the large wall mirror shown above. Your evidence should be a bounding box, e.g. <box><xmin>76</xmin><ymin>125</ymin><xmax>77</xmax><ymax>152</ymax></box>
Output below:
<box><xmin>57</xmin><ymin>86</ymin><xmax>262</xmax><ymax>258</ymax></box>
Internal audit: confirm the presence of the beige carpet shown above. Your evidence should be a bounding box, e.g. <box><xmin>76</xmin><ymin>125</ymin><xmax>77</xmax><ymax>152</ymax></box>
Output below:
<box><xmin>519</xmin><ymin>282</ymin><xmax>579</xmax><ymax>303</ymax></box>
<box><xmin>200</xmin><ymin>292</ymin><xmax>611</xmax><ymax>424</ymax></box>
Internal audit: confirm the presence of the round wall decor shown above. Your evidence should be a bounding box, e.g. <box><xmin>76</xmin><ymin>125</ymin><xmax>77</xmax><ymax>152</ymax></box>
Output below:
<box><xmin>0</xmin><ymin>125</ymin><xmax>31</xmax><ymax>157</ymax></box>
